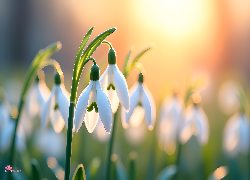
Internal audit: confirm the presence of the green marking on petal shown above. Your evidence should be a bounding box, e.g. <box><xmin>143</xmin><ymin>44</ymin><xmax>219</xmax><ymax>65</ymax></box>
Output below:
<box><xmin>87</xmin><ymin>102</ymin><xmax>98</xmax><ymax>113</ymax></box>
<box><xmin>54</xmin><ymin>104</ymin><xmax>59</xmax><ymax>110</ymax></box>
<box><xmin>138</xmin><ymin>102</ymin><xmax>142</xmax><ymax>107</ymax></box>
<box><xmin>107</xmin><ymin>83</ymin><xmax>115</xmax><ymax>90</ymax></box>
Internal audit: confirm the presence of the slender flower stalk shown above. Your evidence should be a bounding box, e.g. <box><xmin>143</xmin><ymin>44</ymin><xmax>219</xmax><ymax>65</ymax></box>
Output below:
<box><xmin>8</xmin><ymin>42</ymin><xmax>62</xmax><ymax>178</ymax></box>
<box><xmin>63</xmin><ymin>27</ymin><xmax>116</xmax><ymax>180</ymax></box>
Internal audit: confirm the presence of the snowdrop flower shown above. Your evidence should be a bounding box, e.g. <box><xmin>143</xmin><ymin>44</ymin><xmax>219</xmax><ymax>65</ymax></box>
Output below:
<box><xmin>158</xmin><ymin>94</ymin><xmax>183</xmax><ymax>152</ymax></box>
<box><xmin>26</xmin><ymin>74</ymin><xmax>50</xmax><ymax>118</ymax></box>
<box><xmin>33</xmin><ymin>127</ymin><xmax>65</xmax><ymax>159</ymax></box>
<box><xmin>179</xmin><ymin>99</ymin><xmax>209</xmax><ymax>145</ymax></box>
<box><xmin>100</xmin><ymin>49</ymin><xmax>129</xmax><ymax>113</ymax></box>
<box><xmin>0</xmin><ymin>118</ymin><xmax>26</xmax><ymax>153</ymax></box>
<box><xmin>121</xmin><ymin>73</ymin><xmax>156</xmax><ymax>130</ymax></box>
<box><xmin>74</xmin><ymin>64</ymin><xmax>112</xmax><ymax>133</ymax></box>
<box><xmin>218</xmin><ymin>81</ymin><xmax>240</xmax><ymax>114</ymax></box>
<box><xmin>223</xmin><ymin>113</ymin><xmax>249</xmax><ymax>156</ymax></box>
<box><xmin>41</xmin><ymin>72</ymin><xmax>70</xmax><ymax>133</ymax></box>
<box><xmin>125</xmin><ymin>123</ymin><xmax>147</xmax><ymax>145</ymax></box>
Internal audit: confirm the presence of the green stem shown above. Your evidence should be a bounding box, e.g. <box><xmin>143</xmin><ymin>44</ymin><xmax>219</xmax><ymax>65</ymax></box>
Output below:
<box><xmin>106</xmin><ymin>107</ymin><xmax>118</xmax><ymax>180</ymax></box>
<box><xmin>102</xmin><ymin>40</ymin><xmax>113</xmax><ymax>49</ymax></box>
<box><xmin>64</xmin><ymin>102</ymin><xmax>75</xmax><ymax>180</ymax></box>
<box><xmin>8</xmin><ymin>98</ymin><xmax>24</xmax><ymax>180</ymax></box>
<box><xmin>173</xmin><ymin>141</ymin><xmax>182</xmax><ymax>180</ymax></box>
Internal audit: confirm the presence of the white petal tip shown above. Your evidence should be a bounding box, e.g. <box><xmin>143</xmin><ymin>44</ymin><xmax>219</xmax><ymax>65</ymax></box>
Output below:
<box><xmin>148</xmin><ymin>125</ymin><xmax>154</xmax><ymax>131</ymax></box>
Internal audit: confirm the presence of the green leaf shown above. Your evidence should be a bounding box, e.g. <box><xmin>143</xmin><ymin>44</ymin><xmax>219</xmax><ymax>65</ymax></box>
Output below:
<box><xmin>112</xmin><ymin>155</ymin><xmax>128</xmax><ymax>180</ymax></box>
<box><xmin>128</xmin><ymin>152</ymin><xmax>137</xmax><ymax>180</ymax></box>
<box><xmin>128</xmin><ymin>46</ymin><xmax>152</xmax><ymax>74</ymax></box>
<box><xmin>123</xmin><ymin>49</ymin><xmax>132</xmax><ymax>77</ymax></box>
<box><xmin>31</xmin><ymin>159</ymin><xmax>41</xmax><ymax>180</ymax></box>
<box><xmin>156</xmin><ymin>165</ymin><xmax>177</xmax><ymax>180</ymax></box>
<box><xmin>74</xmin><ymin>27</ymin><xmax>95</xmax><ymax>76</ymax></box>
<box><xmin>73</xmin><ymin>164</ymin><xmax>86</xmax><ymax>180</ymax></box>
<box><xmin>89</xmin><ymin>157</ymin><xmax>101</xmax><ymax>180</ymax></box>
<box><xmin>76</xmin><ymin>27</ymin><xmax>117</xmax><ymax>82</ymax></box>
<box><xmin>21</xmin><ymin>42</ymin><xmax>62</xmax><ymax>98</ymax></box>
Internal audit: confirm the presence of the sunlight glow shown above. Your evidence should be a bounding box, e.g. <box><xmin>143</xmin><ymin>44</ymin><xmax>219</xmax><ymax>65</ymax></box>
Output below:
<box><xmin>213</xmin><ymin>166</ymin><xmax>228</xmax><ymax>180</ymax></box>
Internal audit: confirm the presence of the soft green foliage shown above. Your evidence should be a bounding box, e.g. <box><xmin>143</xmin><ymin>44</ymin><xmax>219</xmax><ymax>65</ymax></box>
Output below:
<box><xmin>70</xmin><ymin>27</ymin><xmax>116</xmax><ymax>102</ymax></box>
<box><xmin>73</xmin><ymin>164</ymin><xmax>86</xmax><ymax>180</ymax></box>
<box><xmin>112</xmin><ymin>155</ymin><xmax>128</xmax><ymax>180</ymax></box>
<box><xmin>123</xmin><ymin>46</ymin><xmax>152</xmax><ymax>77</ymax></box>
<box><xmin>31</xmin><ymin>159</ymin><xmax>41</xmax><ymax>180</ymax></box>
<box><xmin>87</xmin><ymin>157</ymin><xmax>101</xmax><ymax>180</ymax></box>
<box><xmin>156</xmin><ymin>165</ymin><xmax>177</xmax><ymax>180</ymax></box>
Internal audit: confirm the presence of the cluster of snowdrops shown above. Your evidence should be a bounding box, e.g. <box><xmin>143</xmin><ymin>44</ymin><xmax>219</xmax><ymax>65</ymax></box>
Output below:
<box><xmin>0</xmin><ymin>27</ymin><xmax>249</xmax><ymax>180</ymax></box>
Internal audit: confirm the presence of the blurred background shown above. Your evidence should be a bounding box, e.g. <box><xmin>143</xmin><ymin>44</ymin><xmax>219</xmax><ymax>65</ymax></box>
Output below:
<box><xmin>1</xmin><ymin>0</ymin><xmax>250</xmax><ymax>179</ymax></box>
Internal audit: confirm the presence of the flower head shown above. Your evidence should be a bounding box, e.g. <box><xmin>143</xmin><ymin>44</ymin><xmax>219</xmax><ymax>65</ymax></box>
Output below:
<box><xmin>179</xmin><ymin>103</ymin><xmax>209</xmax><ymax>145</ymax></box>
<box><xmin>41</xmin><ymin>72</ymin><xmax>70</xmax><ymax>133</ymax></box>
<box><xmin>74</xmin><ymin>64</ymin><xmax>112</xmax><ymax>133</ymax></box>
<box><xmin>121</xmin><ymin>73</ymin><xmax>156</xmax><ymax>130</ymax></box>
<box><xmin>158</xmin><ymin>94</ymin><xmax>183</xmax><ymax>151</ymax></box>
<box><xmin>100</xmin><ymin>49</ymin><xmax>129</xmax><ymax>113</ymax></box>
<box><xmin>223</xmin><ymin>113</ymin><xmax>250</xmax><ymax>156</ymax></box>
<box><xmin>26</xmin><ymin>73</ymin><xmax>50</xmax><ymax>118</ymax></box>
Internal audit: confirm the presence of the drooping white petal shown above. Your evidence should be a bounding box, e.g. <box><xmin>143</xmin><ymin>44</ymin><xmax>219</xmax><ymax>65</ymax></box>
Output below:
<box><xmin>50</xmin><ymin>107</ymin><xmax>65</xmax><ymax>133</ymax></box>
<box><xmin>218</xmin><ymin>81</ymin><xmax>240</xmax><ymax>114</ymax></box>
<box><xmin>105</xmin><ymin>65</ymin><xmax>119</xmax><ymax>113</ymax></box>
<box><xmin>33</xmin><ymin>128</ymin><xmax>65</xmax><ymax>158</ymax></box>
<box><xmin>85</xmin><ymin>109</ymin><xmax>99</xmax><ymax>133</ymax></box>
<box><xmin>25</xmin><ymin>84</ymin><xmax>40</xmax><ymax>118</ymax></box>
<box><xmin>58</xmin><ymin>85</ymin><xmax>70</xmax><ymax>128</ymax></box>
<box><xmin>41</xmin><ymin>87</ymin><xmax>56</xmax><ymax>128</ymax></box>
<box><xmin>179</xmin><ymin>106</ymin><xmax>196</xmax><ymax>144</ymax></box>
<box><xmin>142</xmin><ymin>84</ymin><xmax>156</xmax><ymax>130</ymax></box>
<box><xmin>223</xmin><ymin>113</ymin><xmax>241</xmax><ymax>156</ymax></box>
<box><xmin>239</xmin><ymin>115</ymin><xmax>250</xmax><ymax>154</ymax></box>
<box><xmin>121</xmin><ymin>107</ymin><xmax>129</xmax><ymax>128</ymax></box>
<box><xmin>96</xmin><ymin>82</ymin><xmax>112</xmax><ymax>133</ymax></box>
<box><xmin>113</xmin><ymin>65</ymin><xmax>130</xmax><ymax>111</ymax></box>
<box><xmin>84</xmin><ymin>82</ymin><xmax>99</xmax><ymax>133</ymax></box>
<box><xmin>125</xmin><ymin>123</ymin><xmax>147</xmax><ymax>145</ymax></box>
<box><xmin>37</xmin><ymin>81</ymin><xmax>50</xmax><ymax>116</ymax></box>
<box><xmin>99</xmin><ymin>66</ymin><xmax>109</xmax><ymax>89</ymax></box>
<box><xmin>74</xmin><ymin>81</ymin><xmax>93</xmax><ymax>132</ymax></box>
<box><xmin>125</xmin><ymin>83</ymin><xmax>141</xmax><ymax>125</ymax></box>
<box><xmin>130</xmin><ymin>106</ymin><xmax>145</xmax><ymax>127</ymax></box>
<box><xmin>194</xmin><ymin>106</ymin><xmax>209</xmax><ymax>145</ymax></box>
<box><xmin>0</xmin><ymin>119</ymin><xmax>26</xmax><ymax>152</ymax></box>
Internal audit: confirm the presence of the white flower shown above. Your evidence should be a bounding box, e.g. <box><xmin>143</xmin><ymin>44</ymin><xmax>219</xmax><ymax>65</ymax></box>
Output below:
<box><xmin>74</xmin><ymin>64</ymin><xmax>112</xmax><ymax>133</ymax></box>
<box><xmin>121</xmin><ymin>73</ymin><xmax>156</xmax><ymax>130</ymax></box>
<box><xmin>179</xmin><ymin>104</ymin><xmax>209</xmax><ymax>145</ymax></box>
<box><xmin>223</xmin><ymin>113</ymin><xmax>250</xmax><ymax>156</ymax></box>
<box><xmin>26</xmin><ymin>75</ymin><xmax>50</xmax><ymax>118</ymax></box>
<box><xmin>33</xmin><ymin>128</ymin><xmax>65</xmax><ymax>159</ymax></box>
<box><xmin>74</xmin><ymin>80</ymin><xmax>112</xmax><ymax>133</ymax></box>
<box><xmin>100</xmin><ymin>49</ymin><xmax>129</xmax><ymax>113</ymax></box>
<box><xmin>0</xmin><ymin>118</ymin><xmax>26</xmax><ymax>153</ymax></box>
<box><xmin>218</xmin><ymin>81</ymin><xmax>240</xmax><ymax>114</ymax></box>
<box><xmin>158</xmin><ymin>95</ymin><xmax>183</xmax><ymax>151</ymax></box>
<box><xmin>125</xmin><ymin>123</ymin><xmax>147</xmax><ymax>145</ymax></box>
<box><xmin>41</xmin><ymin>73</ymin><xmax>70</xmax><ymax>133</ymax></box>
